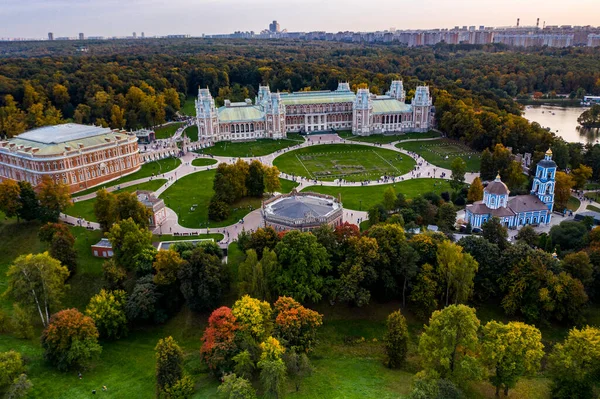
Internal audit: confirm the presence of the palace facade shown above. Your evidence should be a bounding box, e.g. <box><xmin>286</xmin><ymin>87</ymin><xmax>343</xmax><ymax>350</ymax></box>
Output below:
<box><xmin>195</xmin><ymin>81</ymin><xmax>434</xmax><ymax>143</ymax></box>
<box><xmin>465</xmin><ymin>150</ymin><xmax>557</xmax><ymax>229</ymax></box>
<box><xmin>0</xmin><ymin>124</ymin><xmax>141</xmax><ymax>193</ymax></box>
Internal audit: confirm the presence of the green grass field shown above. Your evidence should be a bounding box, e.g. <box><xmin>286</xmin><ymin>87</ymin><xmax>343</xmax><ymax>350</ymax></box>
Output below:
<box><xmin>184</xmin><ymin>125</ymin><xmax>199</xmax><ymax>141</ymax></box>
<box><xmin>302</xmin><ymin>178</ymin><xmax>453</xmax><ymax>210</ymax></box>
<box><xmin>154</xmin><ymin>122</ymin><xmax>184</xmax><ymax>139</ymax></box>
<box><xmin>567</xmin><ymin>196</ymin><xmax>581</xmax><ymax>212</ymax></box>
<box><xmin>68</xmin><ymin>180</ymin><xmax>167</xmax><ymax>222</ymax></box>
<box><xmin>585</xmin><ymin>191</ymin><xmax>600</xmax><ymax>202</ymax></box>
<box><xmin>396</xmin><ymin>139</ymin><xmax>481</xmax><ymax>172</ymax></box>
<box><xmin>74</xmin><ymin>158</ymin><xmax>181</xmax><ymax>197</ymax></box>
<box><xmin>274</xmin><ymin>144</ymin><xmax>416</xmax><ymax>182</ymax></box>
<box><xmin>339</xmin><ymin>130</ymin><xmax>441</xmax><ymax>144</ymax></box>
<box><xmin>181</xmin><ymin>96</ymin><xmax>196</xmax><ymax>116</ymax></box>
<box><xmin>191</xmin><ymin>158</ymin><xmax>218</xmax><ymax>167</ymax></box>
<box><xmin>198</xmin><ymin>135</ymin><xmax>304</xmax><ymax>157</ymax></box>
<box><xmin>588</xmin><ymin>204</ymin><xmax>600</xmax><ymax>213</ymax></box>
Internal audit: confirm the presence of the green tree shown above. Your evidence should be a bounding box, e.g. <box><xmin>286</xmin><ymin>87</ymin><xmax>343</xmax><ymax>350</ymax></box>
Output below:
<box><xmin>436</xmin><ymin>241</ymin><xmax>478</xmax><ymax>306</ymax></box>
<box><xmin>409</xmin><ymin>263</ymin><xmax>439</xmax><ymax>319</ymax></box>
<box><xmin>436</xmin><ymin>203</ymin><xmax>456</xmax><ymax>232</ymax></box>
<box><xmin>571</xmin><ymin>164</ymin><xmax>593</xmax><ymax>190</ymax></box>
<box><xmin>450</xmin><ymin>157</ymin><xmax>466</xmax><ymax>191</ymax></box>
<box><xmin>283</xmin><ymin>350</ymin><xmax>313</xmax><ymax>392</ymax></box>
<box><xmin>515</xmin><ymin>225</ymin><xmax>538</xmax><ymax>247</ymax></box>
<box><xmin>246</xmin><ymin>160</ymin><xmax>265</xmax><ymax>197</ymax></box>
<box><xmin>258</xmin><ymin>359</ymin><xmax>287</xmax><ymax>399</ymax></box>
<box><xmin>368</xmin><ymin>203</ymin><xmax>388</xmax><ymax>225</ymax></box>
<box><xmin>562</xmin><ymin>251</ymin><xmax>594</xmax><ymax>287</ymax></box>
<box><xmin>548</xmin><ymin>326</ymin><xmax>600</xmax><ymax>399</ymax></box>
<box><xmin>5</xmin><ymin>373</ymin><xmax>32</xmax><ymax>399</ymax></box>
<box><xmin>41</xmin><ymin>308</ymin><xmax>102</xmax><ymax>371</ymax></box>
<box><xmin>233</xmin><ymin>351</ymin><xmax>255</xmax><ymax>380</ymax></box>
<box><xmin>107</xmin><ymin>218</ymin><xmax>154</xmax><ymax>271</ymax></box>
<box><xmin>482</xmin><ymin>217</ymin><xmax>508</xmax><ymax>250</ymax></box>
<box><xmin>217</xmin><ymin>374</ymin><xmax>257</xmax><ymax>399</ymax></box>
<box><xmin>94</xmin><ymin>189</ymin><xmax>116</xmax><ymax>232</ymax></box>
<box><xmin>264</xmin><ymin>166</ymin><xmax>281</xmax><ymax>194</ymax></box>
<box><xmin>208</xmin><ymin>198</ymin><xmax>230</xmax><ymax>222</ymax></box>
<box><xmin>113</xmin><ymin>191</ymin><xmax>153</xmax><ymax>229</ymax></box>
<box><xmin>383</xmin><ymin>310</ymin><xmax>409</xmax><ymax>368</ymax></box>
<box><xmin>4</xmin><ymin>252</ymin><xmax>69</xmax><ymax>327</ymax></box>
<box><xmin>467</xmin><ymin>177</ymin><xmax>483</xmax><ymax>203</ymax></box>
<box><xmin>554</xmin><ymin>171</ymin><xmax>574</xmax><ymax>211</ymax></box>
<box><xmin>37</xmin><ymin>175</ymin><xmax>71</xmax><ymax>222</ymax></box>
<box><xmin>0</xmin><ymin>180</ymin><xmax>21</xmax><ymax>220</ymax></box>
<box><xmin>125</xmin><ymin>275</ymin><xmax>163</xmax><ymax>323</ymax></box>
<box><xmin>85</xmin><ymin>289</ymin><xmax>128</xmax><ymax>340</ymax></box>
<box><xmin>10</xmin><ymin>304</ymin><xmax>34</xmax><ymax>339</ymax></box>
<box><xmin>17</xmin><ymin>181</ymin><xmax>39</xmax><ymax>221</ymax></box>
<box><xmin>0</xmin><ymin>351</ymin><xmax>24</xmax><ymax>392</ymax></box>
<box><xmin>153</xmin><ymin>250</ymin><xmax>185</xmax><ymax>286</ymax></box>
<box><xmin>178</xmin><ymin>244</ymin><xmax>226</xmax><ymax>312</ymax></box>
<box><xmin>155</xmin><ymin>336</ymin><xmax>184</xmax><ymax>397</ymax></box>
<box><xmin>418</xmin><ymin>304</ymin><xmax>482</xmax><ymax>382</ymax></box>
<box><xmin>383</xmin><ymin>186</ymin><xmax>397</xmax><ymax>212</ymax></box>
<box><xmin>481</xmin><ymin>321</ymin><xmax>544</xmax><ymax>397</ymax></box>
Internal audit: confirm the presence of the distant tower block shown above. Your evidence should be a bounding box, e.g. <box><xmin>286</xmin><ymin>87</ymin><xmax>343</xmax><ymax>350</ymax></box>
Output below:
<box><xmin>517</xmin><ymin>18</ymin><xmax>520</xmax><ymax>28</ymax></box>
<box><xmin>133</xmin><ymin>32</ymin><xmax>137</xmax><ymax>39</ymax></box>
<box><xmin>536</xmin><ymin>18</ymin><xmax>540</xmax><ymax>28</ymax></box>
<box><xmin>48</xmin><ymin>32</ymin><xmax>54</xmax><ymax>41</ymax></box>
<box><xmin>79</xmin><ymin>33</ymin><xmax>84</xmax><ymax>40</ymax></box>
<box><xmin>141</xmin><ymin>32</ymin><xmax>145</xmax><ymax>39</ymax></box>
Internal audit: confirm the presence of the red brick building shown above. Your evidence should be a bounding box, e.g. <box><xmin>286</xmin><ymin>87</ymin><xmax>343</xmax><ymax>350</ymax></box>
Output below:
<box><xmin>0</xmin><ymin>123</ymin><xmax>141</xmax><ymax>193</ymax></box>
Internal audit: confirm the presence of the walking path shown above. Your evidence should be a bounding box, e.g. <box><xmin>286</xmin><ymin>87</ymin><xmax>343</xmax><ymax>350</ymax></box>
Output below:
<box><xmin>63</xmin><ymin>133</ymin><xmax>481</xmax><ymax>244</ymax></box>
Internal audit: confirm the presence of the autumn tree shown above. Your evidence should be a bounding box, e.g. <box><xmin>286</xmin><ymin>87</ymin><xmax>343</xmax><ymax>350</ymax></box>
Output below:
<box><xmin>554</xmin><ymin>171</ymin><xmax>574</xmax><ymax>211</ymax></box>
<box><xmin>155</xmin><ymin>336</ymin><xmax>185</xmax><ymax>397</ymax></box>
<box><xmin>232</xmin><ymin>295</ymin><xmax>273</xmax><ymax>343</ymax></box>
<box><xmin>41</xmin><ymin>308</ymin><xmax>102</xmax><ymax>371</ymax></box>
<box><xmin>548</xmin><ymin>326</ymin><xmax>600</xmax><ymax>399</ymax></box>
<box><xmin>571</xmin><ymin>164</ymin><xmax>593</xmax><ymax>190</ymax></box>
<box><xmin>38</xmin><ymin>223</ymin><xmax>78</xmax><ymax>273</ymax></box>
<box><xmin>383</xmin><ymin>310</ymin><xmax>409</xmax><ymax>368</ymax></box>
<box><xmin>85</xmin><ymin>289</ymin><xmax>128</xmax><ymax>340</ymax></box>
<box><xmin>436</xmin><ymin>241</ymin><xmax>478</xmax><ymax>306</ymax></box>
<box><xmin>201</xmin><ymin>307</ymin><xmax>239</xmax><ymax>375</ymax></box>
<box><xmin>0</xmin><ymin>180</ymin><xmax>21</xmax><ymax>220</ymax></box>
<box><xmin>0</xmin><ymin>350</ymin><xmax>24</xmax><ymax>393</ymax></box>
<box><xmin>36</xmin><ymin>176</ymin><xmax>71</xmax><ymax>222</ymax></box>
<box><xmin>418</xmin><ymin>305</ymin><xmax>482</xmax><ymax>383</ymax></box>
<box><xmin>153</xmin><ymin>250</ymin><xmax>185</xmax><ymax>286</ymax></box>
<box><xmin>481</xmin><ymin>321</ymin><xmax>544</xmax><ymax>397</ymax></box>
<box><xmin>409</xmin><ymin>263</ymin><xmax>439</xmax><ymax>319</ymax></box>
<box><xmin>450</xmin><ymin>157</ymin><xmax>467</xmax><ymax>191</ymax></box>
<box><xmin>264</xmin><ymin>166</ymin><xmax>281</xmax><ymax>194</ymax></box>
<box><xmin>467</xmin><ymin>177</ymin><xmax>483</xmax><ymax>203</ymax></box>
<box><xmin>562</xmin><ymin>251</ymin><xmax>594</xmax><ymax>288</ymax></box>
<box><xmin>383</xmin><ymin>186</ymin><xmax>397</xmax><ymax>212</ymax></box>
<box><xmin>273</xmin><ymin>296</ymin><xmax>323</xmax><ymax>354</ymax></box>
<box><xmin>4</xmin><ymin>252</ymin><xmax>69</xmax><ymax>327</ymax></box>
<box><xmin>94</xmin><ymin>189</ymin><xmax>116</xmax><ymax>231</ymax></box>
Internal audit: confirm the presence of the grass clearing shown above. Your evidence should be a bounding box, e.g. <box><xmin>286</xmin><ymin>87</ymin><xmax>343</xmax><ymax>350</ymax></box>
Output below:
<box><xmin>68</xmin><ymin>180</ymin><xmax>167</xmax><ymax>222</ymax></box>
<box><xmin>197</xmin><ymin>135</ymin><xmax>304</xmax><ymax>157</ymax></box>
<box><xmin>184</xmin><ymin>125</ymin><xmax>199</xmax><ymax>141</ymax></box>
<box><xmin>567</xmin><ymin>196</ymin><xmax>581</xmax><ymax>212</ymax></box>
<box><xmin>302</xmin><ymin>178</ymin><xmax>453</xmax><ymax>210</ymax></box>
<box><xmin>274</xmin><ymin>144</ymin><xmax>416</xmax><ymax>182</ymax></box>
<box><xmin>191</xmin><ymin>158</ymin><xmax>218</xmax><ymax>167</ymax></box>
<box><xmin>181</xmin><ymin>96</ymin><xmax>196</xmax><ymax>116</ymax></box>
<box><xmin>397</xmin><ymin>138</ymin><xmax>481</xmax><ymax>171</ymax></box>
<box><xmin>339</xmin><ymin>130</ymin><xmax>441</xmax><ymax>144</ymax></box>
<box><xmin>587</xmin><ymin>204</ymin><xmax>600</xmax><ymax>213</ymax></box>
<box><xmin>154</xmin><ymin>122</ymin><xmax>183</xmax><ymax>139</ymax></box>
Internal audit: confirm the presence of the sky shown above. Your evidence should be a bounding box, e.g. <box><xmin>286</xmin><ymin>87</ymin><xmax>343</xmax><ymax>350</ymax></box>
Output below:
<box><xmin>1</xmin><ymin>0</ymin><xmax>599</xmax><ymax>39</ymax></box>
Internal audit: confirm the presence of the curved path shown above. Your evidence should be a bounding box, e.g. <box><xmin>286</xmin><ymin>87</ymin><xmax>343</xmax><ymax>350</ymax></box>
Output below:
<box><xmin>62</xmin><ymin>133</ymin><xmax>480</xmax><ymax>245</ymax></box>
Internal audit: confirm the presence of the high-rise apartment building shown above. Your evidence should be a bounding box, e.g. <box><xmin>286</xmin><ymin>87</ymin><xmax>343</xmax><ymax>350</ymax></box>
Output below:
<box><xmin>79</xmin><ymin>33</ymin><xmax>84</xmax><ymax>40</ymax></box>
<box><xmin>48</xmin><ymin>32</ymin><xmax>54</xmax><ymax>40</ymax></box>
<box><xmin>269</xmin><ymin>20</ymin><xmax>280</xmax><ymax>33</ymax></box>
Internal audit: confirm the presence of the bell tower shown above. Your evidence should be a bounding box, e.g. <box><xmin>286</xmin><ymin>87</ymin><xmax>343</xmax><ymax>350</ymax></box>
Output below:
<box><xmin>531</xmin><ymin>149</ymin><xmax>557</xmax><ymax>212</ymax></box>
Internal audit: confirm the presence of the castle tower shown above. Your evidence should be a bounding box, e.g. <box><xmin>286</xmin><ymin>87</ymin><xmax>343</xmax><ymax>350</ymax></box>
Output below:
<box><xmin>531</xmin><ymin>149</ymin><xmax>556</xmax><ymax>212</ymax></box>
<box><xmin>387</xmin><ymin>80</ymin><xmax>405</xmax><ymax>102</ymax></box>
<box><xmin>483</xmin><ymin>173</ymin><xmax>509</xmax><ymax>209</ymax></box>
<box><xmin>195</xmin><ymin>88</ymin><xmax>218</xmax><ymax>142</ymax></box>
<box><xmin>412</xmin><ymin>86</ymin><xmax>432</xmax><ymax>132</ymax></box>
<box><xmin>336</xmin><ymin>82</ymin><xmax>351</xmax><ymax>92</ymax></box>
<box><xmin>256</xmin><ymin>85</ymin><xmax>272</xmax><ymax>106</ymax></box>
<box><xmin>352</xmin><ymin>88</ymin><xmax>373</xmax><ymax>135</ymax></box>
<box><xmin>265</xmin><ymin>91</ymin><xmax>286</xmax><ymax>139</ymax></box>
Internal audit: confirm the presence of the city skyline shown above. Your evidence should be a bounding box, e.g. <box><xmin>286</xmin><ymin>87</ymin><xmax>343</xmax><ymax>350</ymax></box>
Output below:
<box><xmin>1</xmin><ymin>0</ymin><xmax>599</xmax><ymax>39</ymax></box>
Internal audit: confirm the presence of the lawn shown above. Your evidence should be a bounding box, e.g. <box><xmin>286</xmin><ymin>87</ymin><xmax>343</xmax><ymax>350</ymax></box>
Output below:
<box><xmin>396</xmin><ymin>138</ymin><xmax>481</xmax><ymax>172</ymax></box>
<box><xmin>184</xmin><ymin>125</ymin><xmax>199</xmax><ymax>141</ymax></box>
<box><xmin>68</xmin><ymin>180</ymin><xmax>167</xmax><ymax>222</ymax></box>
<box><xmin>279</xmin><ymin>178</ymin><xmax>300</xmax><ymax>194</ymax></box>
<box><xmin>585</xmin><ymin>191</ymin><xmax>600</xmax><ymax>202</ymax></box>
<box><xmin>154</xmin><ymin>122</ymin><xmax>184</xmax><ymax>139</ymax></box>
<box><xmin>567</xmin><ymin>196</ymin><xmax>581</xmax><ymax>212</ymax></box>
<box><xmin>339</xmin><ymin>130</ymin><xmax>441</xmax><ymax>144</ymax></box>
<box><xmin>273</xmin><ymin>144</ymin><xmax>416</xmax><ymax>182</ymax></box>
<box><xmin>191</xmin><ymin>158</ymin><xmax>218</xmax><ymax>167</ymax></box>
<box><xmin>73</xmin><ymin>158</ymin><xmax>181</xmax><ymax>197</ymax></box>
<box><xmin>197</xmin><ymin>135</ymin><xmax>304</xmax><ymax>157</ymax></box>
<box><xmin>181</xmin><ymin>96</ymin><xmax>196</xmax><ymax>116</ymax></box>
<box><xmin>151</xmin><ymin>233</ymin><xmax>224</xmax><ymax>242</ymax></box>
<box><xmin>588</xmin><ymin>204</ymin><xmax>600</xmax><ymax>213</ymax></box>
<box><xmin>302</xmin><ymin>178</ymin><xmax>453</xmax><ymax>210</ymax></box>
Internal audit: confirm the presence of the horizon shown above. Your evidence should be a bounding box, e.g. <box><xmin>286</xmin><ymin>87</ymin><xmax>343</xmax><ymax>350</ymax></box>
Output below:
<box><xmin>2</xmin><ymin>0</ymin><xmax>600</xmax><ymax>39</ymax></box>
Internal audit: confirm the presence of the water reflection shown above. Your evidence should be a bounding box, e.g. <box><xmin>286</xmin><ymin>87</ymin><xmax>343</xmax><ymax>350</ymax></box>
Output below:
<box><xmin>522</xmin><ymin>105</ymin><xmax>600</xmax><ymax>144</ymax></box>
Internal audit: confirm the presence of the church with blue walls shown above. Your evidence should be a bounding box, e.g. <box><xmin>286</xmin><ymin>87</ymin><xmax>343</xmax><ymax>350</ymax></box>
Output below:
<box><xmin>465</xmin><ymin>149</ymin><xmax>556</xmax><ymax>229</ymax></box>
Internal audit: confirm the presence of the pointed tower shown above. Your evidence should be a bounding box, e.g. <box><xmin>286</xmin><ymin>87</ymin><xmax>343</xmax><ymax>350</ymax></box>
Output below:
<box><xmin>265</xmin><ymin>91</ymin><xmax>286</xmax><ymax>139</ymax></box>
<box><xmin>412</xmin><ymin>86</ymin><xmax>432</xmax><ymax>132</ymax></box>
<box><xmin>387</xmin><ymin>80</ymin><xmax>405</xmax><ymax>102</ymax></box>
<box><xmin>195</xmin><ymin>87</ymin><xmax>218</xmax><ymax>141</ymax></box>
<box><xmin>531</xmin><ymin>148</ymin><xmax>556</xmax><ymax>212</ymax></box>
<box><xmin>352</xmin><ymin>88</ymin><xmax>373</xmax><ymax>136</ymax></box>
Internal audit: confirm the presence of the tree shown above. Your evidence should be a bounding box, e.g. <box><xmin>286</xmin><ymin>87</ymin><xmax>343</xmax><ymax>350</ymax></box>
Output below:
<box><xmin>113</xmin><ymin>191</ymin><xmax>153</xmax><ymax>229</ymax></box>
<box><xmin>126</xmin><ymin>275</ymin><xmax>164</xmax><ymax>323</ymax></box>
<box><xmin>107</xmin><ymin>218</ymin><xmax>154</xmax><ymax>271</ymax></box>
<box><xmin>217</xmin><ymin>374</ymin><xmax>257</xmax><ymax>399</ymax></box>
<box><xmin>515</xmin><ymin>225</ymin><xmax>538</xmax><ymax>248</ymax></box>
<box><xmin>85</xmin><ymin>289</ymin><xmax>128</xmax><ymax>340</ymax></box>
<box><xmin>232</xmin><ymin>295</ymin><xmax>272</xmax><ymax>343</ymax></box>
<box><xmin>450</xmin><ymin>157</ymin><xmax>466</xmax><ymax>191</ymax></box>
<box><xmin>273</xmin><ymin>296</ymin><xmax>323</xmax><ymax>354</ymax></box>
<box><xmin>482</xmin><ymin>217</ymin><xmax>508</xmax><ymax>250</ymax></box>
<box><xmin>418</xmin><ymin>305</ymin><xmax>482</xmax><ymax>382</ymax></box>
<box><xmin>577</xmin><ymin>104</ymin><xmax>600</xmax><ymax>127</ymax></box>
<box><xmin>0</xmin><ymin>180</ymin><xmax>21</xmax><ymax>220</ymax></box>
<box><xmin>5</xmin><ymin>373</ymin><xmax>32</xmax><ymax>399</ymax></box>
<box><xmin>283</xmin><ymin>350</ymin><xmax>312</xmax><ymax>392</ymax></box>
<box><xmin>153</xmin><ymin>250</ymin><xmax>185</xmax><ymax>286</ymax></box>
<box><xmin>247</xmin><ymin>160</ymin><xmax>265</xmax><ymax>197</ymax></box>
<box><xmin>409</xmin><ymin>263</ymin><xmax>439</xmax><ymax>319</ymax></box>
<box><xmin>41</xmin><ymin>308</ymin><xmax>102</xmax><ymax>371</ymax></box>
<box><xmin>178</xmin><ymin>244</ymin><xmax>226</xmax><ymax>312</ymax></box>
<box><xmin>110</xmin><ymin>104</ymin><xmax>126</xmax><ymax>129</ymax></box>
<box><xmin>548</xmin><ymin>326</ymin><xmax>600</xmax><ymax>399</ymax></box>
<box><xmin>571</xmin><ymin>164</ymin><xmax>593</xmax><ymax>190</ymax></box>
<box><xmin>4</xmin><ymin>252</ymin><xmax>69</xmax><ymax>327</ymax></box>
<box><xmin>38</xmin><ymin>222</ymin><xmax>78</xmax><ymax>272</ymax></box>
<box><xmin>436</xmin><ymin>241</ymin><xmax>478</xmax><ymax>306</ymax></box>
<box><xmin>554</xmin><ymin>171</ymin><xmax>574</xmax><ymax>211</ymax></box>
<box><xmin>550</xmin><ymin>220</ymin><xmax>588</xmax><ymax>252</ymax></box>
<box><xmin>436</xmin><ymin>203</ymin><xmax>456</xmax><ymax>232</ymax></box>
<box><xmin>368</xmin><ymin>203</ymin><xmax>388</xmax><ymax>225</ymax></box>
<box><xmin>10</xmin><ymin>304</ymin><xmax>34</xmax><ymax>339</ymax></box>
<box><xmin>0</xmin><ymin>351</ymin><xmax>24</xmax><ymax>392</ymax></box>
<box><xmin>336</xmin><ymin>236</ymin><xmax>379</xmax><ymax>307</ymax></box>
<box><xmin>102</xmin><ymin>259</ymin><xmax>127</xmax><ymax>290</ymax></box>
<box><xmin>274</xmin><ymin>230</ymin><xmax>330</xmax><ymax>302</ymax></box>
<box><xmin>258</xmin><ymin>359</ymin><xmax>287</xmax><ymax>399</ymax></box>
<box><xmin>481</xmin><ymin>321</ymin><xmax>544</xmax><ymax>397</ymax></box>
<box><xmin>264</xmin><ymin>166</ymin><xmax>281</xmax><ymax>194</ymax></box>
<box><xmin>383</xmin><ymin>186</ymin><xmax>397</xmax><ymax>212</ymax></box>
<box><xmin>233</xmin><ymin>350</ymin><xmax>255</xmax><ymax>379</ymax></box>
<box><xmin>208</xmin><ymin>198</ymin><xmax>230</xmax><ymax>222</ymax></box>
<box><xmin>458</xmin><ymin>235</ymin><xmax>504</xmax><ymax>302</ymax></box>
<box><xmin>155</xmin><ymin>336</ymin><xmax>184</xmax><ymax>397</ymax></box>
<box><xmin>162</xmin><ymin>374</ymin><xmax>194</xmax><ymax>399</ymax></box>
<box><xmin>36</xmin><ymin>175</ymin><xmax>71</xmax><ymax>222</ymax></box>
<box><xmin>408</xmin><ymin>377</ymin><xmax>463</xmax><ymax>399</ymax></box>
<box><xmin>467</xmin><ymin>177</ymin><xmax>483</xmax><ymax>203</ymax></box>
<box><xmin>94</xmin><ymin>189</ymin><xmax>116</xmax><ymax>231</ymax></box>
<box><xmin>562</xmin><ymin>251</ymin><xmax>594</xmax><ymax>287</ymax></box>
<box><xmin>17</xmin><ymin>181</ymin><xmax>39</xmax><ymax>221</ymax></box>
<box><xmin>201</xmin><ymin>307</ymin><xmax>239</xmax><ymax>375</ymax></box>
<box><xmin>383</xmin><ymin>310</ymin><xmax>409</xmax><ymax>368</ymax></box>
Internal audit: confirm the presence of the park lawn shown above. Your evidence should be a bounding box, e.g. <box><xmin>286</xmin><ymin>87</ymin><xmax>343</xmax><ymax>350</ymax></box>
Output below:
<box><xmin>181</xmin><ymin>96</ymin><xmax>196</xmax><ymax>116</ymax></box>
<box><xmin>273</xmin><ymin>144</ymin><xmax>416</xmax><ymax>182</ymax></box>
<box><xmin>191</xmin><ymin>157</ymin><xmax>218</xmax><ymax>167</ymax></box>
<box><xmin>567</xmin><ymin>196</ymin><xmax>581</xmax><ymax>212</ymax></box>
<box><xmin>343</xmin><ymin>130</ymin><xmax>441</xmax><ymax>144</ymax></box>
<box><xmin>396</xmin><ymin>138</ymin><xmax>481</xmax><ymax>172</ymax></box>
<box><xmin>279</xmin><ymin>178</ymin><xmax>300</xmax><ymax>194</ymax></box>
<box><xmin>154</xmin><ymin>122</ymin><xmax>183</xmax><ymax>139</ymax></box>
<box><xmin>198</xmin><ymin>135</ymin><xmax>304</xmax><ymax>157</ymax></box>
<box><xmin>302</xmin><ymin>178</ymin><xmax>453</xmax><ymax>210</ymax></box>
<box><xmin>184</xmin><ymin>125</ymin><xmax>199</xmax><ymax>141</ymax></box>
<box><xmin>585</xmin><ymin>191</ymin><xmax>600</xmax><ymax>202</ymax></box>
<box><xmin>73</xmin><ymin>158</ymin><xmax>181</xmax><ymax>197</ymax></box>
<box><xmin>68</xmin><ymin>180</ymin><xmax>167</xmax><ymax>222</ymax></box>
<box><xmin>588</xmin><ymin>204</ymin><xmax>600</xmax><ymax>213</ymax></box>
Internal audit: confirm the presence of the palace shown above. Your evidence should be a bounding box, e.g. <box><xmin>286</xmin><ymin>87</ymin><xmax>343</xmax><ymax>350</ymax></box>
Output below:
<box><xmin>195</xmin><ymin>81</ymin><xmax>434</xmax><ymax>143</ymax></box>
<box><xmin>0</xmin><ymin>123</ymin><xmax>141</xmax><ymax>193</ymax></box>
<box><xmin>465</xmin><ymin>149</ymin><xmax>556</xmax><ymax>229</ymax></box>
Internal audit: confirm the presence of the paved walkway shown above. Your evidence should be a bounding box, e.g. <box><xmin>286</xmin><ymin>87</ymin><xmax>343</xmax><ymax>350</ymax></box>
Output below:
<box><xmin>63</xmin><ymin>133</ymin><xmax>480</xmax><ymax>244</ymax></box>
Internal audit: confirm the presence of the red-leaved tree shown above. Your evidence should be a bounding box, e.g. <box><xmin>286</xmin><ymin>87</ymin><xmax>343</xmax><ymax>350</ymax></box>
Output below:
<box><xmin>200</xmin><ymin>306</ymin><xmax>239</xmax><ymax>375</ymax></box>
<box><xmin>273</xmin><ymin>297</ymin><xmax>323</xmax><ymax>354</ymax></box>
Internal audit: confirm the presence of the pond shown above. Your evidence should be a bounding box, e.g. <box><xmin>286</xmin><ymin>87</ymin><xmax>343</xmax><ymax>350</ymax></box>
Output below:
<box><xmin>522</xmin><ymin>105</ymin><xmax>600</xmax><ymax>145</ymax></box>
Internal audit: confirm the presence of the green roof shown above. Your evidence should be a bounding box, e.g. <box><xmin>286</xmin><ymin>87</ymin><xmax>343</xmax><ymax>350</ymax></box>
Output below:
<box><xmin>217</xmin><ymin>105</ymin><xmax>264</xmax><ymax>122</ymax></box>
<box><xmin>372</xmin><ymin>99</ymin><xmax>412</xmax><ymax>114</ymax></box>
<box><xmin>280</xmin><ymin>91</ymin><xmax>356</xmax><ymax>105</ymax></box>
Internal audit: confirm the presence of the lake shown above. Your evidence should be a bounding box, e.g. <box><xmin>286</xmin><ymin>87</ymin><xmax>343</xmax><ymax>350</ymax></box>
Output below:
<box><xmin>522</xmin><ymin>105</ymin><xmax>600</xmax><ymax>145</ymax></box>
